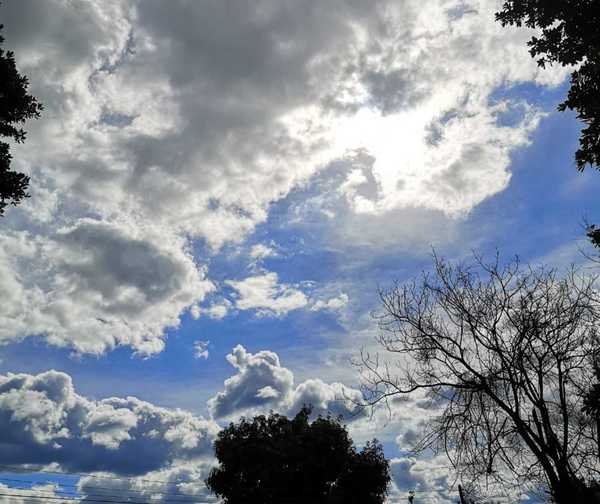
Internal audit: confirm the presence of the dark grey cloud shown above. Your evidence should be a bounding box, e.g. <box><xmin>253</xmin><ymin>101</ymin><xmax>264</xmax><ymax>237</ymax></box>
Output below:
<box><xmin>57</xmin><ymin>220</ymin><xmax>192</xmax><ymax>310</ymax></box>
<box><xmin>0</xmin><ymin>370</ymin><xmax>219</xmax><ymax>475</ymax></box>
<box><xmin>0</xmin><ymin>219</ymin><xmax>214</xmax><ymax>355</ymax></box>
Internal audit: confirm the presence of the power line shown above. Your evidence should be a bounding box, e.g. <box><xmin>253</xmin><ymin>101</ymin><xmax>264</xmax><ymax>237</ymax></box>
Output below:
<box><xmin>0</xmin><ymin>465</ymin><xmax>521</xmax><ymax>503</ymax></box>
<box><xmin>6</xmin><ymin>489</ymin><xmax>214</xmax><ymax>504</ymax></box>
<box><xmin>0</xmin><ymin>475</ymin><xmax>203</xmax><ymax>501</ymax></box>
<box><xmin>0</xmin><ymin>484</ymin><xmax>205</xmax><ymax>504</ymax></box>
<box><xmin>0</xmin><ymin>464</ymin><xmax>191</xmax><ymax>486</ymax></box>
<box><xmin>1</xmin><ymin>486</ymin><xmax>202</xmax><ymax>504</ymax></box>
<box><xmin>0</xmin><ymin>491</ymin><xmax>209</xmax><ymax>504</ymax></box>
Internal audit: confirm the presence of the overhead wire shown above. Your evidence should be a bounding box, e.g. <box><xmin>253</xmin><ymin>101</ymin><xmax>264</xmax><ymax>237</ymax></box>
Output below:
<box><xmin>0</xmin><ymin>475</ymin><xmax>204</xmax><ymax>501</ymax></box>
<box><xmin>0</xmin><ymin>491</ymin><xmax>210</xmax><ymax>504</ymax></box>
<box><xmin>0</xmin><ymin>465</ymin><xmax>521</xmax><ymax>503</ymax></box>
<box><xmin>0</xmin><ymin>484</ymin><xmax>210</xmax><ymax>504</ymax></box>
<box><xmin>0</xmin><ymin>464</ymin><xmax>191</xmax><ymax>486</ymax></box>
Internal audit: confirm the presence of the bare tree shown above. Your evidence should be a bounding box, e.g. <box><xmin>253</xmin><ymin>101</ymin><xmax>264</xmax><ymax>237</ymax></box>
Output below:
<box><xmin>360</xmin><ymin>253</ymin><xmax>600</xmax><ymax>503</ymax></box>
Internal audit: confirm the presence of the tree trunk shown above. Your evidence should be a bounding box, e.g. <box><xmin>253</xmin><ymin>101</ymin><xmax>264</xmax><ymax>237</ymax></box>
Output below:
<box><xmin>551</xmin><ymin>477</ymin><xmax>600</xmax><ymax>504</ymax></box>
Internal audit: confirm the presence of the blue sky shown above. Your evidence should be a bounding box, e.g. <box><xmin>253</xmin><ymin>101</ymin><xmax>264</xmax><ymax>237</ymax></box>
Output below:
<box><xmin>1</xmin><ymin>1</ymin><xmax>599</xmax><ymax>503</ymax></box>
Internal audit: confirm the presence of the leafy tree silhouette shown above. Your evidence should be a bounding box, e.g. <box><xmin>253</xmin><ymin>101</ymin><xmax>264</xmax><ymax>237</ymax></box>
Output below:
<box><xmin>496</xmin><ymin>1</ymin><xmax>600</xmax><ymax>171</ymax></box>
<box><xmin>0</xmin><ymin>20</ymin><xmax>42</xmax><ymax>216</ymax></box>
<box><xmin>205</xmin><ymin>405</ymin><xmax>390</xmax><ymax>504</ymax></box>
<box><xmin>496</xmin><ymin>2</ymin><xmax>600</xmax><ymax>284</ymax></box>
<box><xmin>588</xmin><ymin>224</ymin><xmax>600</xmax><ymax>251</ymax></box>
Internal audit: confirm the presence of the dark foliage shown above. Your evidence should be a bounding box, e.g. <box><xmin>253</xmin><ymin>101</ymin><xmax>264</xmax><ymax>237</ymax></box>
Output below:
<box><xmin>496</xmin><ymin>1</ymin><xmax>600</xmax><ymax>171</ymax></box>
<box><xmin>0</xmin><ymin>22</ymin><xmax>42</xmax><ymax>216</ymax></box>
<box><xmin>588</xmin><ymin>224</ymin><xmax>600</xmax><ymax>250</ymax></box>
<box><xmin>205</xmin><ymin>406</ymin><xmax>390</xmax><ymax>504</ymax></box>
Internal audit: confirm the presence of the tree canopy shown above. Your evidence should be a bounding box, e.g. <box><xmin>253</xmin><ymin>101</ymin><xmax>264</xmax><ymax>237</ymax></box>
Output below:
<box><xmin>495</xmin><ymin>1</ymin><xmax>600</xmax><ymax>172</ymax></box>
<box><xmin>205</xmin><ymin>406</ymin><xmax>390</xmax><ymax>504</ymax></box>
<box><xmin>0</xmin><ymin>22</ymin><xmax>42</xmax><ymax>216</ymax></box>
<box><xmin>361</xmin><ymin>254</ymin><xmax>600</xmax><ymax>503</ymax></box>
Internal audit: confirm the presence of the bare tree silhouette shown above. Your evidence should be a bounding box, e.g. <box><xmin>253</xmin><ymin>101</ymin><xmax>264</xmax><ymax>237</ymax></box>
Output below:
<box><xmin>360</xmin><ymin>253</ymin><xmax>600</xmax><ymax>503</ymax></box>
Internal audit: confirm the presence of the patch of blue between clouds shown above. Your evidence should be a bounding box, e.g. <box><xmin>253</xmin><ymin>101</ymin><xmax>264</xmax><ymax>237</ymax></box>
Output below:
<box><xmin>0</xmin><ymin>470</ymin><xmax>80</xmax><ymax>499</ymax></box>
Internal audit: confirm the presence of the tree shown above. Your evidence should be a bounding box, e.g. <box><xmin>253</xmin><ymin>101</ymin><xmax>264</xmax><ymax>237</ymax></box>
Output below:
<box><xmin>0</xmin><ymin>21</ymin><xmax>43</xmax><ymax>216</ymax></box>
<box><xmin>205</xmin><ymin>406</ymin><xmax>390</xmax><ymax>504</ymax></box>
<box><xmin>495</xmin><ymin>1</ymin><xmax>600</xmax><ymax>171</ymax></box>
<box><xmin>587</xmin><ymin>224</ymin><xmax>600</xmax><ymax>251</ymax></box>
<box><xmin>360</xmin><ymin>253</ymin><xmax>600</xmax><ymax>503</ymax></box>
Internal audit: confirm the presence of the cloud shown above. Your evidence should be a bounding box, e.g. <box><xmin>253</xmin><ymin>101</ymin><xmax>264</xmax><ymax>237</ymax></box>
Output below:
<box><xmin>225</xmin><ymin>272</ymin><xmax>308</xmax><ymax>317</ymax></box>
<box><xmin>311</xmin><ymin>293</ymin><xmax>349</xmax><ymax>312</ymax></box>
<box><xmin>207</xmin><ymin>345</ymin><xmax>295</xmax><ymax>418</ymax></box>
<box><xmin>0</xmin><ymin>483</ymin><xmax>71</xmax><ymax>504</ymax></box>
<box><xmin>208</xmin><ymin>345</ymin><xmax>365</xmax><ymax>421</ymax></box>
<box><xmin>387</xmin><ymin>456</ymin><xmax>457</xmax><ymax>504</ymax></box>
<box><xmin>249</xmin><ymin>244</ymin><xmax>277</xmax><ymax>261</ymax></box>
<box><xmin>0</xmin><ymin>357</ymin><xmax>366</xmax><ymax>500</ymax></box>
<box><xmin>0</xmin><ymin>370</ymin><xmax>219</xmax><ymax>475</ymax></box>
<box><xmin>248</xmin><ymin>243</ymin><xmax>279</xmax><ymax>271</ymax></box>
<box><xmin>0</xmin><ymin>354</ymin><xmax>462</xmax><ymax>503</ymax></box>
<box><xmin>193</xmin><ymin>341</ymin><xmax>210</xmax><ymax>360</ymax></box>
<box><xmin>190</xmin><ymin>300</ymin><xmax>231</xmax><ymax>320</ymax></box>
<box><xmin>0</xmin><ymin>465</ymin><xmax>218</xmax><ymax>504</ymax></box>
<box><xmin>0</xmin><ymin>220</ymin><xmax>214</xmax><ymax>355</ymax></box>
<box><xmin>288</xmin><ymin>379</ymin><xmax>365</xmax><ymax>419</ymax></box>
<box><xmin>78</xmin><ymin>464</ymin><xmax>218</xmax><ymax>504</ymax></box>
<box><xmin>0</xmin><ymin>0</ymin><xmax>571</xmax><ymax>355</ymax></box>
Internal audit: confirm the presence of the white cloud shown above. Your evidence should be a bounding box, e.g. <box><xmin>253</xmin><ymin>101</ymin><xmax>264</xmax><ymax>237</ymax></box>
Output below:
<box><xmin>288</xmin><ymin>378</ymin><xmax>365</xmax><ymax>419</ymax></box>
<box><xmin>0</xmin><ymin>483</ymin><xmax>71</xmax><ymax>504</ymax></box>
<box><xmin>193</xmin><ymin>340</ymin><xmax>210</xmax><ymax>360</ymax></box>
<box><xmin>249</xmin><ymin>243</ymin><xmax>277</xmax><ymax>261</ymax></box>
<box><xmin>190</xmin><ymin>300</ymin><xmax>231</xmax><ymax>320</ymax></box>
<box><xmin>226</xmin><ymin>272</ymin><xmax>308</xmax><ymax>317</ymax></box>
<box><xmin>388</xmin><ymin>456</ymin><xmax>456</xmax><ymax>504</ymax></box>
<box><xmin>208</xmin><ymin>345</ymin><xmax>365</xmax><ymax>421</ymax></box>
<box><xmin>0</xmin><ymin>0</ymin><xmax>570</xmax><ymax>355</ymax></box>
<box><xmin>208</xmin><ymin>345</ymin><xmax>295</xmax><ymax>418</ymax></box>
<box><xmin>0</xmin><ymin>370</ymin><xmax>219</xmax><ymax>474</ymax></box>
<box><xmin>0</xmin><ymin>220</ymin><xmax>214</xmax><ymax>355</ymax></box>
<box><xmin>77</xmin><ymin>464</ymin><xmax>218</xmax><ymax>504</ymax></box>
<box><xmin>0</xmin><ymin>352</ymin><xmax>487</xmax><ymax>503</ymax></box>
<box><xmin>311</xmin><ymin>293</ymin><xmax>349</xmax><ymax>312</ymax></box>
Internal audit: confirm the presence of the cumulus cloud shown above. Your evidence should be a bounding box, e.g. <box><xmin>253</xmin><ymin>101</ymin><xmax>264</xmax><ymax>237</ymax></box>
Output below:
<box><xmin>77</xmin><ymin>464</ymin><xmax>218</xmax><ymax>504</ymax></box>
<box><xmin>0</xmin><ymin>0</ymin><xmax>570</xmax><ymax>354</ymax></box>
<box><xmin>311</xmin><ymin>293</ymin><xmax>349</xmax><ymax>312</ymax></box>
<box><xmin>0</xmin><ymin>370</ymin><xmax>219</xmax><ymax>475</ymax></box>
<box><xmin>208</xmin><ymin>345</ymin><xmax>365</xmax><ymax>420</ymax></box>
<box><xmin>0</xmin><ymin>355</ymin><xmax>463</xmax><ymax>503</ymax></box>
<box><xmin>225</xmin><ymin>272</ymin><xmax>308</xmax><ymax>317</ymax></box>
<box><xmin>0</xmin><ymin>220</ymin><xmax>214</xmax><ymax>355</ymax></box>
<box><xmin>388</xmin><ymin>456</ymin><xmax>455</xmax><ymax>504</ymax></box>
<box><xmin>0</xmin><ymin>465</ymin><xmax>218</xmax><ymax>504</ymax></box>
<box><xmin>287</xmin><ymin>379</ymin><xmax>364</xmax><ymax>419</ymax></box>
<box><xmin>207</xmin><ymin>345</ymin><xmax>295</xmax><ymax>418</ymax></box>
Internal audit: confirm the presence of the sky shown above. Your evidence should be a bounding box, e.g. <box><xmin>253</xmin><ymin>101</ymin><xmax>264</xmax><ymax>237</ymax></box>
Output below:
<box><xmin>0</xmin><ymin>1</ymin><xmax>599</xmax><ymax>503</ymax></box>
